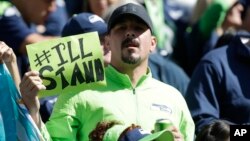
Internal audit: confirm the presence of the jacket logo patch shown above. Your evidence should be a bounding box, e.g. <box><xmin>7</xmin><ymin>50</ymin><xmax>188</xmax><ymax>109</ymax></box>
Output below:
<box><xmin>151</xmin><ymin>103</ymin><xmax>172</xmax><ymax>114</ymax></box>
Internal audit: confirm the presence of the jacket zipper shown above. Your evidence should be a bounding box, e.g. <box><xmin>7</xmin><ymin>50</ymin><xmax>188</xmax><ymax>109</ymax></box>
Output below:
<box><xmin>132</xmin><ymin>87</ymin><xmax>139</xmax><ymax>124</ymax></box>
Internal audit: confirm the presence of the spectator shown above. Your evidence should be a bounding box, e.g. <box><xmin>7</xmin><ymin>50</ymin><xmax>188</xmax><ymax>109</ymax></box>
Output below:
<box><xmin>0</xmin><ymin>0</ymin><xmax>57</xmax><ymax>75</ymax></box>
<box><xmin>185</xmin><ymin>31</ymin><xmax>250</xmax><ymax>134</ymax></box>
<box><xmin>20</xmin><ymin>3</ymin><xmax>195</xmax><ymax>141</ymax></box>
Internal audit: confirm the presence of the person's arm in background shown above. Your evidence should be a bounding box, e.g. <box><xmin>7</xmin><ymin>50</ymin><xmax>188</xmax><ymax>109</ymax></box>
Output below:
<box><xmin>19</xmin><ymin>33</ymin><xmax>55</xmax><ymax>55</ymax></box>
<box><xmin>185</xmin><ymin>0</ymin><xmax>235</xmax><ymax>76</ymax></box>
<box><xmin>0</xmin><ymin>41</ymin><xmax>20</xmax><ymax>89</ymax></box>
<box><xmin>198</xmin><ymin>0</ymin><xmax>235</xmax><ymax>38</ymax></box>
<box><xmin>0</xmin><ymin>4</ymin><xmax>56</xmax><ymax>56</ymax></box>
<box><xmin>185</xmin><ymin>59</ymin><xmax>222</xmax><ymax>134</ymax></box>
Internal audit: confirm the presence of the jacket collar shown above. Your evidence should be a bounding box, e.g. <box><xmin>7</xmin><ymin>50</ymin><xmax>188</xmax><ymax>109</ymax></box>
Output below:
<box><xmin>232</xmin><ymin>32</ymin><xmax>250</xmax><ymax>60</ymax></box>
<box><xmin>105</xmin><ymin>65</ymin><xmax>152</xmax><ymax>88</ymax></box>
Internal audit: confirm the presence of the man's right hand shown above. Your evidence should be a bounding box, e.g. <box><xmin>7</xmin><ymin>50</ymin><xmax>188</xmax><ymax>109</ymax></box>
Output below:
<box><xmin>19</xmin><ymin>71</ymin><xmax>46</xmax><ymax>128</ymax></box>
<box><xmin>165</xmin><ymin>126</ymin><xmax>184</xmax><ymax>141</ymax></box>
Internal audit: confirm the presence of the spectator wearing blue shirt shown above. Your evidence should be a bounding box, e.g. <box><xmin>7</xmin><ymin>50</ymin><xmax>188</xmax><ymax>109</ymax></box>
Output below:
<box><xmin>0</xmin><ymin>0</ymin><xmax>56</xmax><ymax>75</ymax></box>
<box><xmin>185</xmin><ymin>31</ymin><xmax>250</xmax><ymax>134</ymax></box>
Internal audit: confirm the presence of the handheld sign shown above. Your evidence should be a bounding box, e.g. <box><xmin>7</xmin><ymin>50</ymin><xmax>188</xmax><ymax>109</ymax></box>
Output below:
<box><xmin>26</xmin><ymin>32</ymin><xmax>106</xmax><ymax>98</ymax></box>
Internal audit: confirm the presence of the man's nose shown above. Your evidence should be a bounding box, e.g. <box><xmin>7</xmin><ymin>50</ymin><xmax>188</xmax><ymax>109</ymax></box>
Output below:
<box><xmin>126</xmin><ymin>28</ymin><xmax>135</xmax><ymax>38</ymax></box>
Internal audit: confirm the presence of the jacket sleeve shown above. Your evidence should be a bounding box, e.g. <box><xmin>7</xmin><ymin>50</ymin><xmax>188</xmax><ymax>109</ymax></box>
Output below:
<box><xmin>185</xmin><ymin>60</ymin><xmax>222</xmax><ymax>134</ymax></box>
<box><xmin>40</xmin><ymin>93</ymin><xmax>81</xmax><ymax>141</ymax></box>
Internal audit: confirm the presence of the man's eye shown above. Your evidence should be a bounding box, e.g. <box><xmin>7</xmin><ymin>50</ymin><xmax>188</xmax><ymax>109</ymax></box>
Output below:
<box><xmin>118</xmin><ymin>25</ymin><xmax>126</xmax><ymax>30</ymax></box>
<box><xmin>134</xmin><ymin>26</ymin><xmax>146</xmax><ymax>31</ymax></box>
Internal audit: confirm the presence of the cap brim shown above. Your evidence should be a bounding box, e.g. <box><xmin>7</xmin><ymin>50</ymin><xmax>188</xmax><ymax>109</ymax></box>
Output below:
<box><xmin>138</xmin><ymin>129</ymin><xmax>174</xmax><ymax>141</ymax></box>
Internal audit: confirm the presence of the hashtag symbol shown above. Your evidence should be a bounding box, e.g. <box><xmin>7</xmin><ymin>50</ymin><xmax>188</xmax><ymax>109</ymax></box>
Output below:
<box><xmin>34</xmin><ymin>50</ymin><xmax>52</xmax><ymax>67</ymax></box>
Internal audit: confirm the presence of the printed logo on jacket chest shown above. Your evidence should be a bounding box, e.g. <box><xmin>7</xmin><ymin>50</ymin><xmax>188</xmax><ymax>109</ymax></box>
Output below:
<box><xmin>150</xmin><ymin>103</ymin><xmax>172</xmax><ymax>114</ymax></box>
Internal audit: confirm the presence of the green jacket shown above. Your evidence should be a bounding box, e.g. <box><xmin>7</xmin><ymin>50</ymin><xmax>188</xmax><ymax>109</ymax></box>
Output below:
<box><xmin>41</xmin><ymin>65</ymin><xmax>194</xmax><ymax>141</ymax></box>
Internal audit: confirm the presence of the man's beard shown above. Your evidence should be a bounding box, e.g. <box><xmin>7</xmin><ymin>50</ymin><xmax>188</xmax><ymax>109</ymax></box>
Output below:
<box><xmin>121</xmin><ymin>53</ymin><xmax>141</xmax><ymax>64</ymax></box>
<box><xmin>121</xmin><ymin>37</ymin><xmax>141</xmax><ymax>64</ymax></box>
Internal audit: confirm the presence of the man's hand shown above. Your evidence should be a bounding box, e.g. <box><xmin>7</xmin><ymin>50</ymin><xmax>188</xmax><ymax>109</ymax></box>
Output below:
<box><xmin>163</xmin><ymin>126</ymin><xmax>184</xmax><ymax>141</ymax></box>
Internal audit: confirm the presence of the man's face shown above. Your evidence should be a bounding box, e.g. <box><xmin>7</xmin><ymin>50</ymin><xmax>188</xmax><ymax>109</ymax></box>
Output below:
<box><xmin>24</xmin><ymin>0</ymin><xmax>56</xmax><ymax>24</ymax></box>
<box><xmin>107</xmin><ymin>15</ymin><xmax>156</xmax><ymax>66</ymax></box>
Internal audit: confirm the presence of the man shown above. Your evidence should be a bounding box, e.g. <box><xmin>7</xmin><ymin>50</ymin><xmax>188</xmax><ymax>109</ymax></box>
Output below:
<box><xmin>20</xmin><ymin>3</ymin><xmax>194</xmax><ymax>141</ymax></box>
<box><xmin>0</xmin><ymin>0</ymin><xmax>57</xmax><ymax>75</ymax></box>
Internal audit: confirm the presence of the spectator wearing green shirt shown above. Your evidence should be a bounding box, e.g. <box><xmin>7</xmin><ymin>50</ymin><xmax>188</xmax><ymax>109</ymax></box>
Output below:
<box><xmin>20</xmin><ymin>3</ymin><xmax>195</xmax><ymax>141</ymax></box>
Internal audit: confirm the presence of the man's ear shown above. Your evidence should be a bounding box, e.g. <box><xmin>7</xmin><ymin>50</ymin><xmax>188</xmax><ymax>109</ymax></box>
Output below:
<box><xmin>150</xmin><ymin>36</ymin><xmax>157</xmax><ymax>53</ymax></box>
<box><xmin>105</xmin><ymin>35</ymin><xmax>110</xmax><ymax>49</ymax></box>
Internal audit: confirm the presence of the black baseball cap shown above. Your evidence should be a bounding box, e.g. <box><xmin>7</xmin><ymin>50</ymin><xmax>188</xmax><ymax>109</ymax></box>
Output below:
<box><xmin>107</xmin><ymin>3</ymin><xmax>153</xmax><ymax>33</ymax></box>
